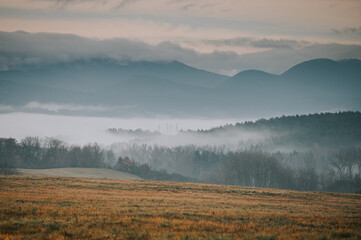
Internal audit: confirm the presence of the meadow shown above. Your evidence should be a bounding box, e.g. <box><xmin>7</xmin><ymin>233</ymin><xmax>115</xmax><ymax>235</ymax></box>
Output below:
<box><xmin>17</xmin><ymin>168</ymin><xmax>141</xmax><ymax>180</ymax></box>
<box><xmin>0</xmin><ymin>175</ymin><xmax>360</xmax><ymax>239</ymax></box>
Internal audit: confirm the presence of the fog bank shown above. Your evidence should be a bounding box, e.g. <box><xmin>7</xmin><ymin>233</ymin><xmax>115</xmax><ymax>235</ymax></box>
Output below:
<box><xmin>0</xmin><ymin>112</ymin><xmax>242</xmax><ymax>145</ymax></box>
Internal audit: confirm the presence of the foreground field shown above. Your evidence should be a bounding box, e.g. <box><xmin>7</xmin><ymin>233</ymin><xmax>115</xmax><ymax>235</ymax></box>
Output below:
<box><xmin>0</xmin><ymin>176</ymin><xmax>360</xmax><ymax>239</ymax></box>
<box><xmin>18</xmin><ymin>168</ymin><xmax>141</xmax><ymax>180</ymax></box>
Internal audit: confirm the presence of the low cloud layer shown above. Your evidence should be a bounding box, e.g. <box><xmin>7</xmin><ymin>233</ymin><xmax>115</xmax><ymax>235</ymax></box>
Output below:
<box><xmin>0</xmin><ymin>112</ymin><xmax>241</xmax><ymax>145</ymax></box>
<box><xmin>0</xmin><ymin>101</ymin><xmax>138</xmax><ymax>116</ymax></box>
<box><xmin>0</xmin><ymin>31</ymin><xmax>361</xmax><ymax>75</ymax></box>
<box><xmin>23</xmin><ymin>102</ymin><xmax>109</xmax><ymax>113</ymax></box>
<box><xmin>203</xmin><ymin>38</ymin><xmax>312</xmax><ymax>50</ymax></box>
<box><xmin>332</xmin><ymin>26</ymin><xmax>361</xmax><ymax>36</ymax></box>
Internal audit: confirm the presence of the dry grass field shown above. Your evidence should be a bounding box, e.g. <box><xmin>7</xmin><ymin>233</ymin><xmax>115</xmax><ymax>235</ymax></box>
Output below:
<box><xmin>17</xmin><ymin>168</ymin><xmax>141</xmax><ymax>180</ymax></box>
<box><xmin>0</xmin><ymin>175</ymin><xmax>360</xmax><ymax>240</ymax></box>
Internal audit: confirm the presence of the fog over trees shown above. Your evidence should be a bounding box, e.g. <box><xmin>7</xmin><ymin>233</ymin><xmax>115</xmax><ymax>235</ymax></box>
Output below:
<box><xmin>1</xmin><ymin>112</ymin><xmax>360</xmax><ymax>193</ymax></box>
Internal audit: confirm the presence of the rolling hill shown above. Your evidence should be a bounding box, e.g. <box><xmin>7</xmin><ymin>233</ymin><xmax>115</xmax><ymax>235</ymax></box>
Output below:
<box><xmin>1</xmin><ymin>175</ymin><xmax>360</xmax><ymax>239</ymax></box>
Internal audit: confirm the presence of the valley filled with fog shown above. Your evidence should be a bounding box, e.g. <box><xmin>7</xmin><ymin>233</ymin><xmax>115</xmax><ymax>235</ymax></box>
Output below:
<box><xmin>0</xmin><ymin>112</ymin><xmax>244</xmax><ymax>145</ymax></box>
<box><xmin>1</xmin><ymin>111</ymin><xmax>360</xmax><ymax>193</ymax></box>
<box><xmin>1</xmin><ymin>27</ymin><xmax>361</xmax><ymax>195</ymax></box>
<box><xmin>1</xmin><ymin>56</ymin><xmax>360</xmax><ymax>194</ymax></box>
<box><xmin>1</xmin><ymin>2</ymin><xmax>361</xmax><ymax>239</ymax></box>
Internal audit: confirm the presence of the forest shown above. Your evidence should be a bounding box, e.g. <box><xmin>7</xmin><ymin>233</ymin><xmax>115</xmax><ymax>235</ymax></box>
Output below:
<box><xmin>1</xmin><ymin>112</ymin><xmax>361</xmax><ymax>193</ymax></box>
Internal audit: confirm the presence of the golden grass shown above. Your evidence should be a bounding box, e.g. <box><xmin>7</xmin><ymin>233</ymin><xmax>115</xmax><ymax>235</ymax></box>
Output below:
<box><xmin>0</xmin><ymin>175</ymin><xmax>360</xmax><ymax>239</ymax></box>
<box><xmin>18</xmin><ymin>168</ymin><xmax>141</xmax><ymax>180</ymax></box>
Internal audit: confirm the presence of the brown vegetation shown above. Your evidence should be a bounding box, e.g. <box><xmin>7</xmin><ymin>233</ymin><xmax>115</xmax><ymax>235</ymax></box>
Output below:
<box><xmin>17</xmin><ymin>168</ymin><xmax>141</xmax><ymax>180</ymax></box>
<box><xmin>0</xmin><ymin>175</ymin><xmax>360</xmax><ymax>239</ymax></box>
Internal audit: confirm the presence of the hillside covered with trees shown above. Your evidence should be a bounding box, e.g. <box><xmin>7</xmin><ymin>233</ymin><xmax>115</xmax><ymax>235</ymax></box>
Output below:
<box><xmin>190</xmin><ymin>111</ymin><xmax>361</xmax><ymax>150</ymax></box>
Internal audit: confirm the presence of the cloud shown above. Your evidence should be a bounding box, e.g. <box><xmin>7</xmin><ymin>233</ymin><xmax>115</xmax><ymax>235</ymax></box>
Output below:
<box><xmin>0</xmin><ymin>101</ymin><xmax>137</xmax><ymax>115</ymax></box>
<box><xmin>2</xmin><ymin>0</ymin><xmax>360</xmax><ymax>31</ymax></box>
<box><xmin>0</xmin><ymin>105</ymin><xmax>14</xmax><ymax>111</ymax></box>
<box><xmin>1</xmin><ymin>0</ymin><xmax>360</xmax><ymax>52</ymax></box>
<box><xmin>203</xmin><ymin>37</ymin><xmax>312</xmax><ymax>50</ymax></box>
<box><xmin>0</xmin><ymin>31</ymin><xmax>360</xmax><ymax>75</ymax></box>
<box><xmin>0</xmin><ymin>102</ymin><xmax>109</xmax><ymax>113</ymax></box>
<box><xmin>113</xmin><ymin>0</ymin><xmax>139</xmax><ymax>10</ymax></box>
<box><xmin>23</xmin><ymin>102</ymin><xmax>109</xmax><ymax>113</ymax></box>
<box><xmin>332</xmin><ymin>26</ymin><xmax>361</xmax><ymax>36</ymax></box>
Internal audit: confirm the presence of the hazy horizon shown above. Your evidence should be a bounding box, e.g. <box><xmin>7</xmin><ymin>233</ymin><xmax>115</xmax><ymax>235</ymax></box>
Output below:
<box><xmin>0</xmin><ymin>1</ymin><xmax>360</xmax><ymax>154</ymax></box>
<box><xmin>0</xmin><ymin>112</ymin><xmax>245</xmax><ymax>145</ymax></box>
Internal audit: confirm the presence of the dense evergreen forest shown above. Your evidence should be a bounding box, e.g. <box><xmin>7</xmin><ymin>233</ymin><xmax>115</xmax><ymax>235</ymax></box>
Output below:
<box><xmin>189</xmin><ymin>111</ymin><xmax>361</xmax><ymax>150</ymax></box>
<box><xmin>1</xmin><ymin>112</ymin><xmax>360</xmax><ymax>193</ymax></box>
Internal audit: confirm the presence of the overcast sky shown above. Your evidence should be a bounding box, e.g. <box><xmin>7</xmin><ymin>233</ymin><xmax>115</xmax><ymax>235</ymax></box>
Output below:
<box><xmin>0</xmin><ymin>0</ymin><xmax>360</xmax><ymax>75</ymax></box>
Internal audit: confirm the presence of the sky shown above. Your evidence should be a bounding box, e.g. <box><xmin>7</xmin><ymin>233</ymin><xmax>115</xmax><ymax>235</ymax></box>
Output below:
<box><xmin>0</xmin><ymin>0</ymin><xmax>361</xmax><ymax>75</ymax></box>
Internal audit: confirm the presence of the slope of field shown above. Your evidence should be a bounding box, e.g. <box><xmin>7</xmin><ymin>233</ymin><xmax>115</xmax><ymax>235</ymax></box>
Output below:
<box><xmin>1</xmin><ymin>176</ymin><xmax>360</xmax><ymax>239</ymax></box>
<box><xmin>18</xmin><ymin>168</ymin><xmax>141</xmax><ymax>180</ymax></box>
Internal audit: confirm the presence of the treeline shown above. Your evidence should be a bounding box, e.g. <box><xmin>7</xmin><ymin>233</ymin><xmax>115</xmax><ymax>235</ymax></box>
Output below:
<box><xmin>0</xmin><ymin>137</ymin><xmax>192</xmax><ymax>182</ymax></box>
<box><xmin>190</xmin><ymin>111</ymin><xmax>361</xmax><ymax>149</ymax></box>
<box><xmin>1</xmin><ymin>136</ymin><xmax>360</xmax><ymax>192</ymax></box>
<box><xmin>108</xmin><ymin>128</ymin><xmax>161</xmax><ymax>138</ymax></box>
<box><xmin>205</xmin><ymin>150</ymin><xmax>361</xmax><ymax>193</ymax></box>
<box><xmin>114</xmin><ymin>156</ymin><xmax>193</xmax><ymax>182</ymax></box>
<box><xmin>110</xmin><ymin>143</ymin><xmax>361</xmax><ymax>193</ymax></box>
<box><xmin>1</xmin><ymin>111</ymin><xmax>361</xmax><ymax>193</ymax></box>
<box><xmin>0</xmin><ymin>137</ymin><xmax>115</xmax><ymax>169</ymax></box>
<box><xmin>110</xmin><ymin>143</ymin><xmax>225</xmax><ymax>178</ymax></box>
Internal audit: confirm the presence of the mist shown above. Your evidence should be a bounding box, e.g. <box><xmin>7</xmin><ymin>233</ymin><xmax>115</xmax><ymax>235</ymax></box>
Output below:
<box><xmin>1</xmin><ymin>111</ymin><xmax>360</xmax><ymax>193</ymax></box>
<box><xmin>0</xmin><ymin>112</ymin><xmax>245</xmax><ymax>146</ymax></box>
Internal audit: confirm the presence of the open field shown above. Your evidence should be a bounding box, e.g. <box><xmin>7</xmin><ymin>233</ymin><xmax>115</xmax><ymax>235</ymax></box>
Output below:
<box><xmin>0</xmin><ymin>176</ymin><xmax>360</xmax><ymax>239</ymax></box>
<box><xmin>17</xmin><ymin>168</ymin><xmax>141</xmax><ymax>180</ymax></box>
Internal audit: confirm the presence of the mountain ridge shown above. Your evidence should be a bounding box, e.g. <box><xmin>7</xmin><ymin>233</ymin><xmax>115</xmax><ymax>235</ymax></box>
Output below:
<box><xmin>0</xmin><ymin>57</ymin><xmax>360</xmax><ymax>117</ymax></box>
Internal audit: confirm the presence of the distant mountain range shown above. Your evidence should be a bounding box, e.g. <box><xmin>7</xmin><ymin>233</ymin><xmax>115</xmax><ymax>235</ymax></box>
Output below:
<box><xmin>0</xmin><ymin>58</ymin><xmax>360</xmax><ymax>117</ymax></box>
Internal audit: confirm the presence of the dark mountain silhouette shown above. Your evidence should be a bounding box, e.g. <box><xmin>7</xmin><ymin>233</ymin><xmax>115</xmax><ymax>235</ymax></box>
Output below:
<box><xmin>0</xmin><ymin>59</ymin><xmax>226</xmax><ymax>91</ymax></box>
<box><xmin>220</xmin><ymin>58</ymin><xmax>361</xmax><ymax>115</ymax></box>
<box><xmin>282</xmin><ymin>58</ymin><xmax>361</xmax><ymax>92</ymax></box>
<box><xmin>227</xmin><ymin>70</ymin><xmax>277</xmax><ymax>84</ymax></box>
<box><xmin>279</xmin><ymin>59</ymin><xmax>361</xmax><ymax>111</ymax></box>
<box><xmin>0</xmin><ymin>58</ymin><xmax>360</xmax><ymax>117</ymax></box>
<box><xmin>221</xmin><ymin>70</ymin><xmax>279</xmax><ymax>99</ymax></box>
